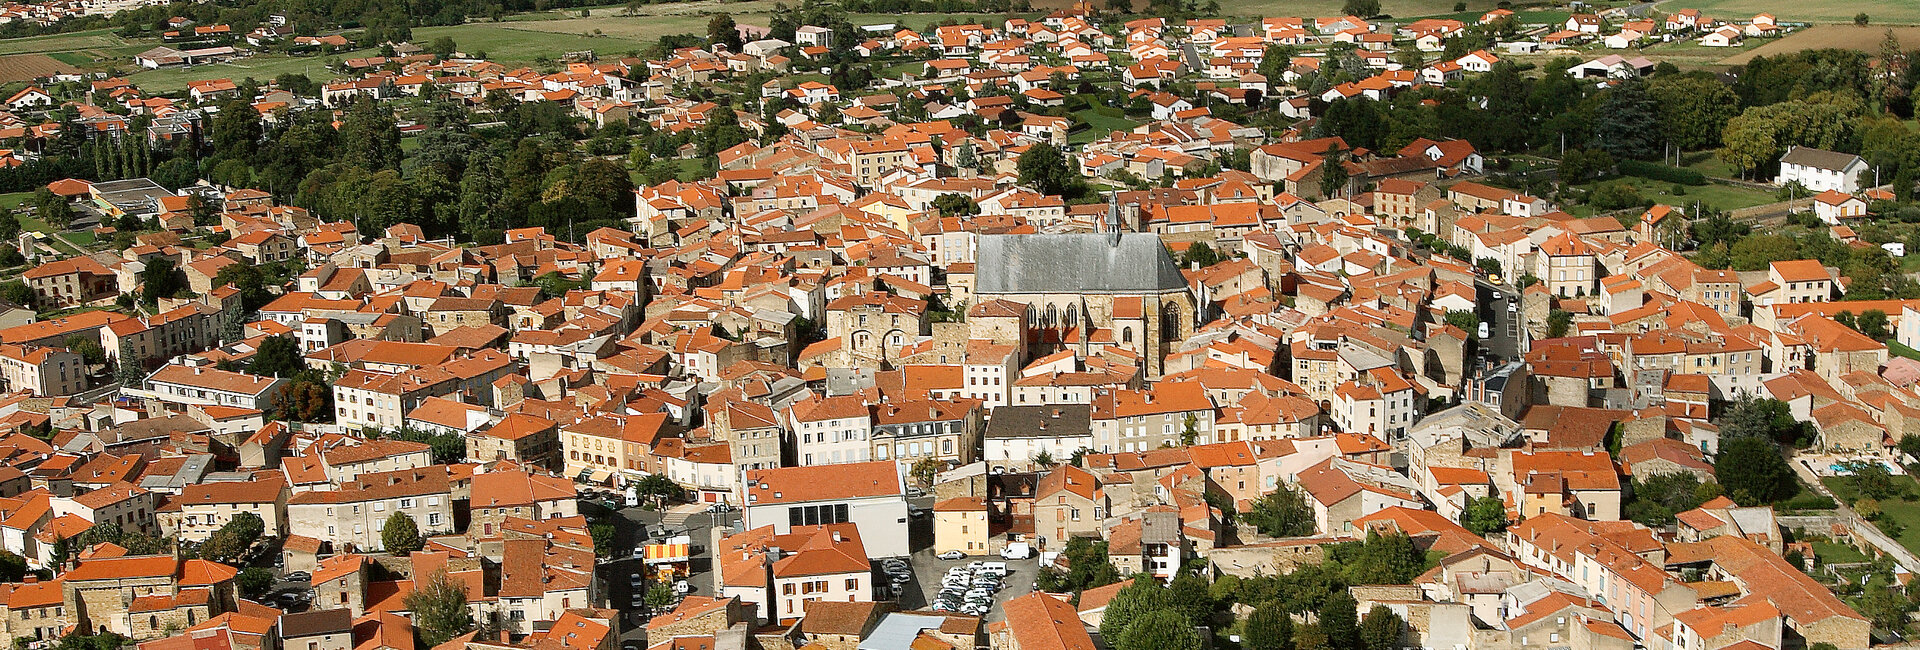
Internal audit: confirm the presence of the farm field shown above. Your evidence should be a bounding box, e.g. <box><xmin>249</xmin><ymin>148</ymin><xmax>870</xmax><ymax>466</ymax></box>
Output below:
<box><xmin>1657</xmin><ymin>0</ymin><xmax>1920</xmax><ymax>25</ymax></box>
<box><xmin>418</xmin><ymin>21</ymin><xmax>691</xmax><ymax>59</ymax></box>
<box><xmin>1719</xmin><ymin>25</ymin><xmax>1920</xmax><ymax>65</ymax></box>
<box><xmin>0</xmin><ymin>53</ymin><xmax>79</xmax><ymax>84</ymax></box>
<box><xmin>0</xmin><ymin>29</ymin><xmax>124</xmax><ymax>56</ymax></box>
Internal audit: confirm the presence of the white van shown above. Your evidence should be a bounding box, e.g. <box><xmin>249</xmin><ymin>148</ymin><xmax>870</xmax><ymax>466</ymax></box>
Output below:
<box><xmin>1477</xmin><ymin>322</ymin><xmax>1490</xmax><ymax>339</ymax></box>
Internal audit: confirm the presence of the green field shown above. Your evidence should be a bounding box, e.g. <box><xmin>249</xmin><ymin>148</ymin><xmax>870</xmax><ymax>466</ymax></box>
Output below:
<box><xmin>1825</xmin><ymin>474</ymin><xmax>1920</xmax><ymax>555</ymax></box>
<box><xmin>1071</xmin><ymin>106</ymin><xmax>1139</xmax><ymax>144</ymax></box>
<box><xmin>1813</xmin><ymin>540</ymin><xmax>1872</xmax><ymax>564</ymax></box>
<box><xmin>127</xmin><ymin>51</ymin><xmax>374</xmax><ymax>92</ymax></box>
<box><xmin>1570</xmin><ymin>175</ymin><xmax>1777</xmax><ymax>217</ymax></box>
<box><xmin>1656</xmin><ymin>0</ymin><xmax>1920</xmax><ymax>25</ymax></box>
<box><xmin>0</xmin><ymin>28</ymin><xmax>125</xmax><ymax>56</ymax></box>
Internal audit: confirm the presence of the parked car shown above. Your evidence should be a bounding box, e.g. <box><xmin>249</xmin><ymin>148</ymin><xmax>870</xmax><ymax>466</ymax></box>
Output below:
<box><xmin>284</xmin><ymin>571</ymin><xmax>311</xmax><ymax>582</ymax></box>
<box><xmin>937</xmin><ymin>550</ymin><xmax>966</xmax><ymax>560</ymax></box>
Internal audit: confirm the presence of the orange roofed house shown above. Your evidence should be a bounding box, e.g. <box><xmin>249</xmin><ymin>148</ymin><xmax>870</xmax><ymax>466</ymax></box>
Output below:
<box><xmin>740</xmin><ymin>461</ymin><xmax>908</xmax><ymax>558</ymax></box>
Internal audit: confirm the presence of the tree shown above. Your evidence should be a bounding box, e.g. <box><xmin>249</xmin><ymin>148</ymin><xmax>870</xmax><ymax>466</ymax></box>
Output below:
<box><xmin>1857</xmin><ymin>309</ymin><xmax>1891</xmax><ymax>340</ymax></box>
<box><xmin>0</xmin><ymin>204</ymin><xmax>18</xmax><ymax>242</ymax></box>
<box><xmin>708</xmin><ymin>13</ymin><xmax>744</xmax><ymax>52</ymax></box>
<box><xmin>1182</xmin><ymin>242</ymin><xmax>1220</xmax><ymax>268</ymax></box>
<box><xmin>1646</xmin><ymin>75</ymin><xmax>1740</xmax><ymax>150</ymax></box>
<box><xmin>1845</xmin><ymin>460</ymin><xmax>1900</xmax><ymax>501</ymax></box>
<box><xmin>1117</xmin><ymin>610</ymin><xmax>1201</xmax><ymax>650</ymax></box>
<box><xmin>405</xmin><ymin>570</ymin><xmax>475</xmax><ymax>647</ymax></box>
<box><xmin>429</xmin><ymin>36</ymin><xmax>458</xmax><ymax>58</ymax></box>
<box><xmin>1341</xmin><ymin>0</ymin><xmax>1380</xmax><ymax>17</ymax></box>
<box><xmin>199</xmin><ymin>511</ymin><xmax>264</xmax><ymax>563</ymax></box>
<box><xmin>1100</xmin><ymin>579</ymin><xmax>1172</xmax><ymax>641</ymax></box>
<box><xmin>1716</xmin><ymin>437</ymin><xmax>1797</xmax><ymax>505</ymax></box>
<box><xmin>1243</xmin><ymin>483</ymin><xmax>1314</xmax><ymax>537</ymax></box>
<box><xmin>1360</xmin><ymin>606</ymin><xmax>1405</xmax><ymax>650</ymax></box>
<box><xmin>932</xmin><ymin>192</ymin><xmax>979</xmax><ymax>216</ymax></box>
<box><xmin>1857</xmin><ymin>13</ymin><xmax>1871</xmax><ymax>26</ymax></box>
<box><xmin>1320</xmin><ymin>591</ymin><xmax>1360</xmax><ymax>650</ymax></box>
<box><xmin>34</xmin><ymin>188</ymin><xmax>73</xmax><ymax>230</ymax></box>
<box><xmin>238</xmin><ymin>567</ymin><xmax>275</xmax><ymax>599</ymax></box>
<box><xmin>646</xmin><ymin>581</ymin><xmax>675</xmax><ymax>609</ymax></box>
<box><xmin>635</xmin><ymin>473</ymin><xmax>680</xmax><ymax>507</ymax></box>
<box><xmin>0</xmin><ymin>550</ymin><xmax>27</xmax><ymax>582</ymax></box>
<box><xmin>114</xmin><ymin>338</ymin><xmax>143</xmax><ymax>386</ymax></box>
<box><xmin>1459</xmin><ymin>496</ymin><xmax>1508</xmax><ymax>535</ymax></box>
<box><xmin>910</xmin><ymin>458</ymin><xmax>943</xmax><ymax>486</ymax></box>
<box><xmin>1107</xmin><ymin>0</ymin><xmax>1131</xmax><ymax>11</ymax></box>
<box><xmin>138</xmin><ymin>256</ymin><xmax>182</xmax><ymax>310</ymax></box>
<box><xmin>1547</xmin><ymin>309</ymin><xmax>1572</xmax><ymax>338</ymax></box>
<box><xmin>1017</xmin><ymin>142</ymin><xmax>1079</xmax><ymax>198</ymax></box>
<box><xmin>1899</xmin><ymin>434</ymin><xmax>1920</xmax><ymax>462</ymax></box>
<box><xmin>1032</xmin><ymin>450</ymin><xmax>1057</xmax><ymax>468</ymax></box>
<box><xmin>64</xmin><ymin>334</ymin><xmax>103</xmax><ymax>365</ymax></box>
<box><xmin>1625</xmin><ymin>472</ymin><xmax>1721</xmax><ymax>526</ymax></box>
<box><xmin>1718</xmin><ymin>397</ymin><xmax>1812</xmax><ymax>446</ymax></box>
<box><xmin>1592</xmin><ymin>81</ymin><xmax>1662</xmax><ymax>160</ymax></box>
<box><xmin>1165</xmin><ymin>572</ymin><xmax>1213</xmax><ymax>624</ymax></box>
<box><xmin>382</xmin><ymin>511</ymin><xmax>424</xmax><ymax>553</ymax></box>
<box><xmin>1318</xmin><ymin>145</ymin><xmax>1349</xmax><ymax>198</ymax></box>
<box><xmin>250</xmin><ymin>335</ymin><xmax>302</xmax><ymax>378</ymax></box>
<box><xmin>1245</xmin><ymin>602</ymin><xmax>1294</xmax><ymax>650</ymax></box>
<box><xmin>1445</xmin><ymin>310</ymin><xmax>1478</xmax><ymax>335</ymax></box>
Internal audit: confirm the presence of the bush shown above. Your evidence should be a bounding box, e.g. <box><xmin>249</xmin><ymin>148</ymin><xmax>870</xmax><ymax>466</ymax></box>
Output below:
<box><xmin>1780</xmin><ymin>491</ymin><xmax>1838</xmax><ymax>511</ymax></box>
<box><xmin>1618</xmin><ymin>159</ymin><xmax>1708</xmax><ymax>186</ymax></box>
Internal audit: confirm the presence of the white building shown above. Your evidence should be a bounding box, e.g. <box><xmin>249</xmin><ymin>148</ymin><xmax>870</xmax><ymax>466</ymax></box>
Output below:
<box><xmin>741</xmin><ymin>460</ymin><xmax>909</xmax><ymax>558</ymax></box>
<box><xmin>1778</xmin><ymin>146</ymin><xmax>1869</xmax><ymax>193</ymax></box>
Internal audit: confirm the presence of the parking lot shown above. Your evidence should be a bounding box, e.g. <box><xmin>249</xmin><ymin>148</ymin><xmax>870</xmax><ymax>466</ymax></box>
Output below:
<box><xmin>891</xmin><ymin>547</ymin><xmax>1039</xmax><ymax>623</ymax></box>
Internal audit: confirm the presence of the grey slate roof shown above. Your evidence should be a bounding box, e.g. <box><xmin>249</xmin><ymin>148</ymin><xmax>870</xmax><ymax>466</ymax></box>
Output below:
<box><xmin>1780</xmin><ymin>146</ymin><xmax>1863</xmax><ymax>172</ymax></box>
<box><xmin>974</xmin><ymin>232</ymin><xmax>1186</xmax><ymax>295</ymax></box>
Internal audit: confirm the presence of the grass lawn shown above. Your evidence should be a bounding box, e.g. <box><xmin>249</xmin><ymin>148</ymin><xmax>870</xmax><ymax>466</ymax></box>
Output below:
<box><xmin>1892</xmin><ymin>340</ymin><xmax>1920</xmax><ymax>362</ymax></box>
<box><xmin>1567</xmin><ymin>176</ymin><xmax>1776</xmax><ymax>217</ymax></box>
<box><xmin>1681</xmin><ymin>151</ymin><xmax>1742</xmax><ymax>180</ymax></box>
<box><xmin>0</xmin><ymin>192</ymin><xmax>31</xmax><ymax>210</ymax></box>
<box><xmin>673</xmin><ymin>158</ymin><xmax>710</xmax><ymax>181</ymax></box>
<box><xmin>1824</xmin><ymin>474</ymin><xmax>1920</xmax><ymax>556</ymax></box>
<box><xmin>1071</xmin><ymin>106</ymin><xmax>1139</xmax><ymax>144</ymax></box>
<box><xmin>62</xmin><ymin>230</ymin><xmax>95</xmax><ymax>247</ymax></box>
<box><xmin>1813</xmin><ymin>540</ymin><xmax>1872</xmax><ymax>564</ymax></box>
<box><xmin>127</xmin><ymin>51</ymin><xmax>375</xmax><ymax>92</ymax></box>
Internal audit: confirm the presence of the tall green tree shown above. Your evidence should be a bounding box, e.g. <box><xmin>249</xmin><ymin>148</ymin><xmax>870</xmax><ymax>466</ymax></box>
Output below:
<box><xmin>1016</xmin><ymin>142</ymin><xmax>1079</xmax><ymax>198</ymax></box>
<box><xmin>382</xmin><ymin>511</ymin><xmax>424</xmax><ymax>553</ymax></box>
<box><xmin>1320</xmin><ymin>591</ymin><xmax>1360</xmax><ymax>650</ymax></box>
<box><xmin>405</xmin><ymin>570</ymin><xmax>475</xmax><ymax>647</ymax></box>
<box><xmin>1117</xmin><ymin>610</ymin><xmax>1201</xmax><ymax>650</ymax></box>
<box><xmin>1359</xmin><ymin>606</ymin><xmax>1405</xmax><ymax>650</ymax></box>
<box><xmin>1245</xmin><ymin>602</ymin><xmax>1294</xmax><ymax>650</ymax></box>
<box><xmin>1458</xmin><ymin>496</ymin><xmax>1508</xmax><ymax>535</ymax></box>
<box><xmin>1716</xmin><ymin>437</ymin><xmax>1797</xmax><ymax>505</ymax></box>
<box><xmin>1243</xmin><ymin>483</ymin><xmax>1315</xmax><ymax>537</ymax></box>
<box><xmin>1100</xmin><ymin>579</ymin><xmax>1172</xmax><ymax>641</ymax></box>
<box><xmin>250</xmin><ymin>335</ymin><xmax>302</xmax><ymax>378</ymax></box>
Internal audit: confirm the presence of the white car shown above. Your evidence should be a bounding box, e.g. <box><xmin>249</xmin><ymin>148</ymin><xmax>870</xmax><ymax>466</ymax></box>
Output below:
<box><xmin>938</xmin><ymin>550</ymin><xmax>966</xmax><ymax>560</ymax></box>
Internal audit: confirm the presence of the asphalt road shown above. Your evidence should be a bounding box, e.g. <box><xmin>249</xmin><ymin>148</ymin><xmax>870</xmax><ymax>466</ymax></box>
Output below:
<box><xmin>1477</xmin><ymin>280</ymin><xmax>1522</xmax><ymax>362</ymax></box>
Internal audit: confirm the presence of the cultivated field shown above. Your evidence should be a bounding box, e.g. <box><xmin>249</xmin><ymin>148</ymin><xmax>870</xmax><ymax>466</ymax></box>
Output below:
<box><xmin>1657</xmin><ymin>0</ymin><xmax>1920</xmax><ymax>25</ymax></box>
<box><xmin>0</xmin><ymin>29</ymin><xmax>123</xmax><ymax>55</ymax></box>
<box><xmin>1718</xmin><ymin>24</ymin><xmax>1920</xmax><ymax>64</ymax></box>
<box><xmin>0</xmin><ymin>53</ymin><xmax>78</xmax><ymax>83</ymax></box>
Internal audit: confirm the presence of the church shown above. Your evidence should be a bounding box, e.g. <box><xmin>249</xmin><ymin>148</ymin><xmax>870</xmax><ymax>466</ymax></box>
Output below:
<box><xmin>971</xmin><ymin>229</ymin><xmax>1199</xmax><ymax>377</ymax></box>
